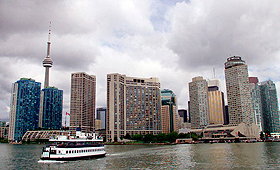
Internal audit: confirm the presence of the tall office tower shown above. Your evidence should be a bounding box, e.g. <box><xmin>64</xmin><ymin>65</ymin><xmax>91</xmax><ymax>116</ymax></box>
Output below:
<box><xmin>224</xmin><ymin>56</ymin><xmax>254</xmax><ymax>126</ymax></box>
<box><xmin>207</xmin><ymin>79</ymin><xmax>226</xmax><ymax>125</ymax></box>
<box><xmin>43</xmin><ymin>23</ymin><xmax>53</xmax><ymax>88</ymax></box>
<box><xmin>106</xmin><ymin>73</ymin><xmax>161</xmax><ymax>142</ymax></box>
<box><xmin>70</xmin><ymin>72</ymin><xmax>96</xmax><ymax>133</ymax></box>
<box><xmin>189</xmin><ymin>76</ymin><xmax>209</xmax><ymax>129</ymax></box>
<box><xmin>39</xmin><ymin>87</ymin><xmax>63</xmax><ymax>129</ymax></box>
<box><xmin>9</xmin><ymin>78</ymin><xmax>41</xmax><ymax>142</ymax></box>
<box><xmin>96</xmin><ymin>108</ymin><xmax>106</xmax><ymax>130</ymax></box>
<box><xmin>161</xmin><ymin>89</ymin><xmax>179</xmax><ymax>134</ymax></box>
<box><xmin>260</xmin><ymin>80</ymin><xmax>280</xmax><ymax>133</ymax></box>
<box><xmin>178</xmin><ymin>109</ymin><xmax>188</xmax><ymax>122</ymax></box>
<box><xmin>249</xmin><ymin>77</ymin><xmax>263</xmax><ymax>132</ymax></box>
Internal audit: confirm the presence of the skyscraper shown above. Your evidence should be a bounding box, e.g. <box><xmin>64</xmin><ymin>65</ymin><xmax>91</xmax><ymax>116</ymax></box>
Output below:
<box><xmin>106</xmin><ymin>73</ymin><xmax>161</xmax><ymax>142</ymax></box>
<box><xmin>178</xmin><ymin>109</ymin><xmax>188</xmax><ymax>123</ymax></box>
<box><xmin>9</xmin><ymin>78</ymin><xmax>41</xmax><ymax>142</ymax></box>
<box><xmin>70</xmin><ymin>72</ymin><xmax>96</xmax><ymax>133</ymax></box>
<box><xmin>189</xmin><ymin>76</ymin><xmax>209</xmax><ymax>129</ymax></box>
<box><xmin>42</xmin><ymin>23</ymin><xmax>53</xmax><ymax>88</ymax></box>
<box><xmin>96</xmin><ymin>108</ymin><xmax>106</xmax><ymax>130</ymax></box>
<box><xmin>260</xmin><ymin>80</ymin><xmax>280</xmax><ymax>133</ymax></box>
<box><xmin>249</xmin><ymin>77</ymin><xmax>263</xmax><ymax>132</ymax></box>
<box><xmin>207</xmin><ymin>78</ymin><xmax>225</xmax><ymax>125</ymax></box>
<box><xmin>39</xmin><ymin>87</ymin><xmax>63</xmax><ymax>130</ymax></box>
<box><xmin>224</xmin><ymin>56</ymin><xmax>254</xmax><ymax>126</ymax></box>
<box><xmin>161</xmin><ymin>89</ymin><xmax>179</xmax><ymax>134</ymax></box>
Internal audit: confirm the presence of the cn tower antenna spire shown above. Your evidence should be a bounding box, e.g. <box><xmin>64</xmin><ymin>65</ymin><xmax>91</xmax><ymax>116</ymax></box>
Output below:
<box><xmin>43</xmin><ymin>21</ymin><xmax>53</xmax><ymax>88</ymax></box>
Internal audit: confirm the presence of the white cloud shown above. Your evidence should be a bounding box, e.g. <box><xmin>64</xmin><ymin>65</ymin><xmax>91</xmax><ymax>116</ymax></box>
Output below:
<box><xmin>1</xmin><ymin>0</ymin><xmax>280</xmax><ymax>120</ymax></box>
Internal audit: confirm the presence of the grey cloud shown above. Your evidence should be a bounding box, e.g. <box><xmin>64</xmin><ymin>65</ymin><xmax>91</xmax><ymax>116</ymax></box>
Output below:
<box><xmin>166</xmin><ymin>1</ymin><xmax>280</xmax><ymax>71</ymax></box>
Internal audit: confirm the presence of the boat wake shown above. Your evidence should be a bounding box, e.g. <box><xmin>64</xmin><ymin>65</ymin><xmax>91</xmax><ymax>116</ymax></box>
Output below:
<box><xmin>38</xmin><ymin>160</ymin><xmax>66</xmax><ymax>164</ymax></box>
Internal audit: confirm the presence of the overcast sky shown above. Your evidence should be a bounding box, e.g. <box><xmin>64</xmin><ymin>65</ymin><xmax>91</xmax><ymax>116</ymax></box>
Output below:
<box><xmin>1</xmin><ymin>0</ymin><xmax>280</xmax><ymax>122</ymax></box>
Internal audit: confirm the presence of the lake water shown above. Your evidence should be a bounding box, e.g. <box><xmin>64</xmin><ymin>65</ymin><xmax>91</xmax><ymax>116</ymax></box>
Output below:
<box><xmin>1</xmin><ymin>142</ymin><xmax>280</xmax><ymax>169</ymax></box>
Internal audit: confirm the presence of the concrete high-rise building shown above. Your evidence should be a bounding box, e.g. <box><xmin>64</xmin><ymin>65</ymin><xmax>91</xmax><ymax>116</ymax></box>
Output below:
<box><xmin>260</xmin><ymin>80</ymin><xmax>280</xmax><ymax>133</ymax></box>
<box><xmin>189</xmin><ymin>76</ymin><xmax>209</xmax><ymax>129</ymax></box>
<box><xmin>207</xmin><ymin>79</ymin><xmax>225</xmax><ymax>125</ymax></box>
<box><xmin>96</xmin><ymin>108</ymin><xmax>106</xmax><ymax>130</ymax></box>
<box><xmin>106</xmin><ymin>73</ymin><xmax>161</xmax><ymax>142</ymax></box>
<box><xmin>39</xmin><ymin>87</ymin><xmax>63</xmax><ymax>130</ymax></box>
<box><xmin>70</xmin><ymin>72</ymin><xmax>96</xmax><ymax>133</ymax></box>
<box><xmin>161</xmin><ymin>89</ymin><xmax>179</xmax><ymax>134</ymax></box>
<box><xmin>9</xmin><ymin>78</ymin><xmax>41</xmax><ymax>142</ymax></box>
<box><xmin>249</xmin><ymin>77</ymin><xmax>263</xmax><ymax>132</ymax></box>
<box><xmin>224</xmin><ymin>56</ymin><xmax>254</xmax><ymax>126</ymax></box>
<box><xmin>43</xmin><ymin>23</ymin><xmax>53</xmax><ymax>88</ymax></box>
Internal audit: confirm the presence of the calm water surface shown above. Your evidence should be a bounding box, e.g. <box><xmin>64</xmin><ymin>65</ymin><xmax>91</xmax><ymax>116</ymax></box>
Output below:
<box><xmin>1</xmin><ymin>142</ymin><xmax>280</xmax><ymax>169</ymax></box>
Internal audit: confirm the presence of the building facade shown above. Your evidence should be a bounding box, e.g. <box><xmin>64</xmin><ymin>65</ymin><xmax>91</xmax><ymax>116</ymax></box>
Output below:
<box><xmin>96</xmin><ymin>108</ymin><xmax>106</xmax><ymax>130</ymax></box>
<box><xmin>161</xmin><ymin>89</ymin><xmax>179</xmax><ymax>134</ymax></box>
<box><xmin>39</xmin><ymin>87</ymin><xmax>63</xmax><ymax>130</ymax></box>
<box><xmin>260</xmin><ymin>80</ymin><xmax>280</xmax><ymax>133</ymax></box>
<box><xmin>0</xmin><ymin>121</ymin><xmax>8</xmax><ymax>139</ymax></box>
<box><xmin>9</xmin><ymin>78</ymin><xmax>41</xmax><ymax>141</ymax></box>
<box><xmin>70</xmin><ymin>72</ymin><xmax>96</xmax><ymax>133</ymax></box>
<box><xmin>178</xmin><ymin>109</ymin><xmax>188</xmax><ymax>123</ymax></box>
<box><xmin>249</xmin><ymin>77</ymin><xmax>263</xmax><ymax>132</ymax></box>
<box><xmin>224</xmin><ymin>56</ymin><xmax>254</xmax><ymax>126</ymax></box>
<box><xmin>207</xmin><ymin>78</ymin><xmax>225</xmax><ymax>125</ymax></box>
<box><xmin>106</xmin><ymin>73</ymin><xmax>161</xmax><ymax>142</ymax></box>
<box><xmin>189</xmin><ymin>76</ymin><xmax>209</xmax><ymax>129</ymax></box>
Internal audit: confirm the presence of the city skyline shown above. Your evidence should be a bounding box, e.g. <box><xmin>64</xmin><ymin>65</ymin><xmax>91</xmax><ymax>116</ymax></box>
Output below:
<box><xmin>1</xmin><ymin>1</ymin><xmax>280</xmax><ymax>120</ymax></box>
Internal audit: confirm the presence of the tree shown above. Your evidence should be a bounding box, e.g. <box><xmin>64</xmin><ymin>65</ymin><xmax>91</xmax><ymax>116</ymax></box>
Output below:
<box><xmin>143</xmin><ymin>134</ymin><xmax>155</xmax><ymax>143</ymax></box>
<box><xmin>124</xmin><ymin>133</ymin><xmax>131</xmax><ymax>139</ymax></box>
<box><xmin>178</xmin><ymin>133</ymin><xmax>189</xmax><ymax>138</ymax></box>
<box><xmin>156</xmin><ymin>133</ymin><xmax>167</xmax><ymax>143</ymax></box>
<box><xmin>132</xmin><ymin>134</ymin><xmax>143</xmax><ymax>141</ymax></box>
<box><xmin>166</xmin><ymin>132</ymin><xmax>178</xmax><ymax>143</ymax></box>
<box><xmin>191</xmin><ymin>132</ymin><xmax>199</xmax><ymax>141</ymax></box>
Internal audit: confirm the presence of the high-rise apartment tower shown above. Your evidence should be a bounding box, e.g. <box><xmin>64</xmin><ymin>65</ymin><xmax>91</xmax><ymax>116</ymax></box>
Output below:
<box><xmin>70</xmin><ymin>72</ymin><xmax>96</xmax><ymax>133</ymax></box>
<box><xmin>189</xmin><ymin>76</ymin><xmax>209</xmax><ymax>129</ymax></box>
<box><xmin>106</xmin><ymin>73</ymin><xmax>161</xmax><ymax>142</ymax></box>
<box><xmin>224</xmin><ymin>56</ymin><xmax>254</xmax><ymax>126</ymax></box>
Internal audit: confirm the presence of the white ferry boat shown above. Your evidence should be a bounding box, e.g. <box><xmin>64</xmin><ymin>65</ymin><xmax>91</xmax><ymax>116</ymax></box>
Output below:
<box><xmin>39</xmin><ymin>130</ymin><xmax>106</xmax><ymax>161</ymax></box>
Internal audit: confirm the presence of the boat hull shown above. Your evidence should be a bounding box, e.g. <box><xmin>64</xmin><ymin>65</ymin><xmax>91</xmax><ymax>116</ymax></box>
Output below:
<box><xmin>40</xmin><ymin>153</ymin><xmax>106</xmax><ymax>161</ymax></box>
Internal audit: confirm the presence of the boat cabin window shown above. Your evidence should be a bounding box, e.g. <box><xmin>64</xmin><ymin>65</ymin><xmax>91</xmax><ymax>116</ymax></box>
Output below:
<box><xmin>50</xmin><ymin>150</ymin><xmax>56</xmax><ymax>154</ymax></box>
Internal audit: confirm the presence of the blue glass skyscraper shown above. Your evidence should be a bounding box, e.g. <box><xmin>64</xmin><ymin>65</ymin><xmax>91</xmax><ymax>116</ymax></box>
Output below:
<box><xmin>260</xmin><ymin>80</ymin><xmax>280</xmax><ymax>133</ymax></box>
<box><xmin>8</xmin><ymin>78</ymin><xmax>41</xmax><ymax>142</ymax></box>
<box><xmin>39</xmin><ymin>87</ymin><xmax>63</xmax><ymax>130</ymax></box>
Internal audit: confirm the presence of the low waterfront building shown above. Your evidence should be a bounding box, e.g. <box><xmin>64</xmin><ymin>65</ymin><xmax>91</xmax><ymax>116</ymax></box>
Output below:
<box><xmin>22</xmin><ymin>130</ymin><xmax>69</xmax><ymax>142</ymax></box>
<box><xmin>191</xmin><ymin>123</ymin><xmax>259</xmax><ymax>142</ymax></box>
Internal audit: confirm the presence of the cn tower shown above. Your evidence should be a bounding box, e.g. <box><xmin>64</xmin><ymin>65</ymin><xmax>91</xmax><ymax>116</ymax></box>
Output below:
<box><xmin>43</xmin><ymin>22</ymin><xmax>53</xmax><ymax>88</ymax></box>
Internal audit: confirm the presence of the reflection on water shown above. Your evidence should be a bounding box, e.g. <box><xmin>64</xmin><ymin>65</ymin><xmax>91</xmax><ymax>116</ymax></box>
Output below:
<box><xmin>1</xmin><ymin>142</ymin><xmax>280</xmax><ymax>169</ymax></box>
